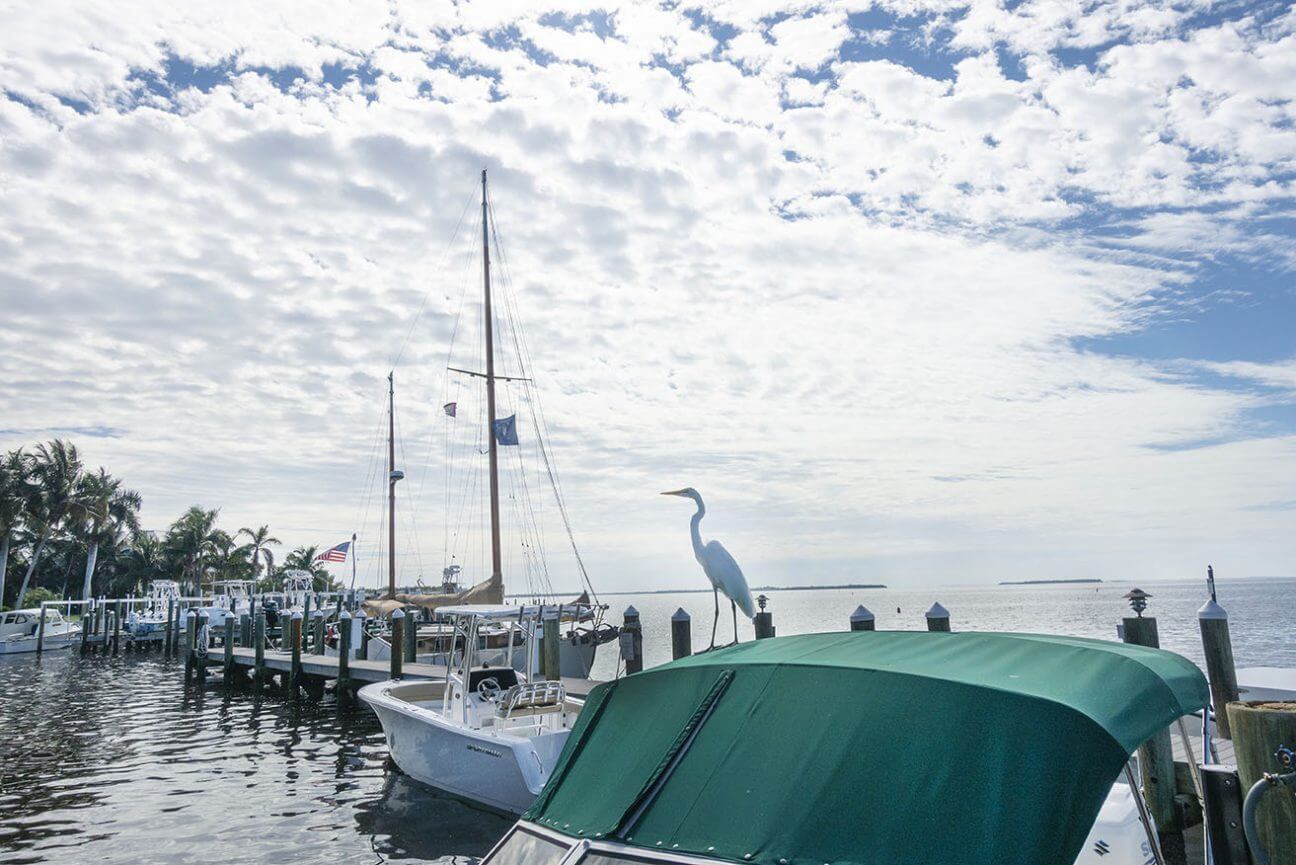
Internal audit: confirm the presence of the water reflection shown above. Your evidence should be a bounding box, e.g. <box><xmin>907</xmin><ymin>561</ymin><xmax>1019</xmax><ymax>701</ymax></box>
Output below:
<box><xmin>0</xmin><ymin>653</ymin><xmax>511</xmax><ymax>865</ymax></box>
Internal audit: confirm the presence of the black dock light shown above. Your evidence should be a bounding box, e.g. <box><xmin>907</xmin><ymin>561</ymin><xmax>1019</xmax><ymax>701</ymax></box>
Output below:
<box><xmin>756</xmin><ymin>594</ymin><xmax>769</xmax><ymax>612</ymax></box>
<box><xmin>1123</xmin><ymin>588</ymin><xmax>1152</xmax><ymax>617</ymax></box>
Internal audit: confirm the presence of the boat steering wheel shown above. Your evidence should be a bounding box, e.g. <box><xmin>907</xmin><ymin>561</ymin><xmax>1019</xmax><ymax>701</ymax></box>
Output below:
<box><xmin>476</xmin><ymin>677</ymin><xmax>502</xmax><ymax>701</ymax></box>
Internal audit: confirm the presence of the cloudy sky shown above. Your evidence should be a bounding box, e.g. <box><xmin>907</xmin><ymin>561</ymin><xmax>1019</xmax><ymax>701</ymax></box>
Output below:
<box><xmin>2</xmin><ymin>0</ymin><xmax>1294</xmax><ymax>594</ymax></box>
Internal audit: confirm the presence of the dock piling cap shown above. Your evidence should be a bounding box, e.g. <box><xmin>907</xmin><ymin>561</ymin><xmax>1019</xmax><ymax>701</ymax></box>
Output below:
<box><xmin>925</xmin><ymin>602</ymin><xmax>949</xmax><ymax>619</ymax></box>
<box><xmin>339</xmin><ymin>610</ymin><xmax>351</xmax><ymax>620</ymax></box>
<box><xmin>850</xmin><ymin>605</ymin><xmax>875</xmax><ymax>622</ymax></box>
<box><xmin>291</xmin><ymin>610</ymin><xmax>303</xmax><ymax>620</ymax></box>
<box><xmin>624</xmin><ymin>605</ymin><xmax>639</xmax><ymax>618</ymax></box>
<box><xmin>391</xmin><ymin>608</ymin><xmax>405</xmax><ymax>619</ymax></box>
<box><xmin>671</xmin><ymin>607</ymin><xmax>690</xmax><ymax>622</ymax></box>
<box><xmin>1198</xmin><ymin>598</ymin><xmax>1228</xmax><ymax>620</ymax></box>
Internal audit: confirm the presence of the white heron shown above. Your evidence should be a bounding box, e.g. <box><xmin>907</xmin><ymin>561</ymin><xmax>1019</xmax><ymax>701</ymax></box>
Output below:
<box><xmin>661</xmin><ymin>488</ymin><xmax>756</xmax><ymax>649</ymax></box>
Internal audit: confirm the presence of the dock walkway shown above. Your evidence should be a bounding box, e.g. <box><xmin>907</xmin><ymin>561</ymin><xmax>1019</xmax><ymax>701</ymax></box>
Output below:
<box><xmin>205</xmin><ymin>646</ymin><xmax>602</xmax><ymax>699</ymax></box>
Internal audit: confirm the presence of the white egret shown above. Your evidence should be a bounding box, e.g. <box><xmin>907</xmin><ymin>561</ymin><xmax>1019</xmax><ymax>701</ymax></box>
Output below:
<box><xmin>661</xmin><ymin>488</ymin><xmax>756</xmax><ymax>649</ymax></box>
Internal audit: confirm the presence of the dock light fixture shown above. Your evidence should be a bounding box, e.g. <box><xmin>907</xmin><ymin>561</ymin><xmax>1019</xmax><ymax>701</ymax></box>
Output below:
<box><xmin>756</xmin><ymin>594</ymin><xmax>769</xmax><ymax>612</ymax></box>
<box><xmin>389</xmin><ymin>469</ymin><xmax>405</xmax><ymax>483</ymax></box>
<box><xmin>1123</xmin><ymin>588</ymin><xmax>1152</xmax><ymax>617</ymax></box>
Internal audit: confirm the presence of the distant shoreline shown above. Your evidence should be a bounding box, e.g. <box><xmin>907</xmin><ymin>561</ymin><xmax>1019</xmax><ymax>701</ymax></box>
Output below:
<box><xmin>998</xmin><ymin>579</ymin><xmax>1103</xmax><ymax>586</ymax></box>
<box><xmin>508</xmin><ymin>584</ymin><xmax>888</xmax><ymax>598</ymax></box>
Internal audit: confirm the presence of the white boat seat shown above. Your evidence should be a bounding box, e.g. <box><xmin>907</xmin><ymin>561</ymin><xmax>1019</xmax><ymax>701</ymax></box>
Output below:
<box><xmin>497</xmin><ymin>681</ymin><xmax>566</xmax><ymax>718</ymax></box>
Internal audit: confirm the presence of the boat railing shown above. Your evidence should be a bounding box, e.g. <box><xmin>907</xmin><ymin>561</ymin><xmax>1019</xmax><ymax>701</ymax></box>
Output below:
<box><xmin>497</xmin><ymin>680</ymin><xmax>566</xmax><ymax>718</ymax></box>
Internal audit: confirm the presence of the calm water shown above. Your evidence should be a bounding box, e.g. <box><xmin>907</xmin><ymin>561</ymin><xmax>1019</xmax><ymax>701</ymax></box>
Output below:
<box><xmin>2</xmin><ymin>577</ymin><xmax>1291</xmax><ymax>864</ymax></box>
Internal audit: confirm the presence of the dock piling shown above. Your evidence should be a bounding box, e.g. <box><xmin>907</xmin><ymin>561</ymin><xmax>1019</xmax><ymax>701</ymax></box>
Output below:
<box><xmin>543</xmin><ymin>611</ymin><xmax>561</xmax><ymax>679</ymax></box>
<box><xmin>313</xmin><ymin>610</ymin><xmax>325</xmax><ymax>656</ymax></box>
<box><xmin>403</xmin><ymin>610</ymin><xmax>417</xmax><ymax>663</ymax></box>
<box><xmin>195</xmin><ymin>612</ymin><xmax>209</xmax><ymax>682</ymax></box>
<box><xmin>223</xmin><ymin>615</ymin><xmax>235</xmax><ymax>681</ymax></box>
<box><xmin>754</xmin><ymin>594</ymin><xmax>775</xmax><ymax>639</ymax></box>
<box><xmin>1199</xmin><ymin>571</ymin><xmax>1239</xmax><ymax>739</ymax></box>
<box><xmin>850</xmin><ymin>605</ymin><xmax>876</xmax><ymax>631</ymax></box>
<box><xmin>670</xmin><ymin>608</ymin><xmax>691</xmax><ymax>659</ymax></box>
<box><xmin>390</xmin><ymin>609</ymin><xmax>404</xmax><ymax>680</ymax></box>
<box><xmin>288</xmin><ymin>612</ymin><xmax>303</xmax><ymax>696</ymax></box>
<box><xmin>337</xmin><ymin>611</ymin><xmax>352</xmax><ymax>694</ymax></box>
<box><xmin>35</xmin><ymin>604</ymin><xmax>47</xmax><ymax>655</ymax></box>
<box><xmin>1121</xmin><ymin>589</ymin><xmax>1186</xmax><ymax>864</ymax></box>
<box><xmin>112</xmin><ymin>601</ymin><xmax>122</xmax><ymax>654</ymax></box>
<box><xmin>253</xmin><ymin>611</ymin><xmax>266</xmax><ymax>686</ymax></box>
<box><xmin>80</xmin><ymin>600</ymin><xmax>92</xmax><ymax>654</ymax></box>
<box><xmin>164</xmin><ymin>598</ymin><xmax>175</xmax><ymax>655</ymax></box>
<box><xmin>357</xmin><ymin>610</ymin><xmax>369</xmax><ymax>660</ymax></box>
<box><xmin>184</xmin><ymin>611</ymin><xmax>197</xmax><ymax>681</ymax></box>
<box><xmin>622</xmin><ymin>606</ymin><xmax>643</xmax><ymax>674</ymax></box>
<box><xmin>239</xmin><ymin>613</ymin><xmax>251</xmax><ymax>648</ymax></box>
<box><xmin>925</xmin><ymin>602</ymin><xmax>951</xmax><ymax>632</ymax></box>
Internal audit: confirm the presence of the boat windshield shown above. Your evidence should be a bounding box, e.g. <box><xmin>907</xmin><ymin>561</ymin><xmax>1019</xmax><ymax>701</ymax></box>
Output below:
<box><xmin>486</xmin><ymin>826</ymin><xmax>571</xmax><ymax>865</ymax></box>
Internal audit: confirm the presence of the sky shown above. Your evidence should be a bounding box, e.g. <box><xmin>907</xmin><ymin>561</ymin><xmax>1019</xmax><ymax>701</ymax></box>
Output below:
<box><xmin>1</xmin><ymin>0</ymin><xmax>1294</xmax><ymax>594</ymax></box>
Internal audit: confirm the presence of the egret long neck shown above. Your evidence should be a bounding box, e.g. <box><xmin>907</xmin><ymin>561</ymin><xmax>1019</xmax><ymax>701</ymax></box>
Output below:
<box><xmin>689</xmin><ymin>497</ymin><xmax>706</xmax><ymax>563</ymax></box>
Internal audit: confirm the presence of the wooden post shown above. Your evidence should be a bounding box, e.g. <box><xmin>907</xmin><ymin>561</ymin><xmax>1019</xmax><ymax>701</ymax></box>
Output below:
<box><xmin>223</xmin><ymin>615</ymin><xmax>235</xmax><ymax>682</ymax></box>
<box><xmin>313</xmin><ymin>611</ymin><xmax>325</xmax><ymax>656</ymax></box>
<box><xmin>1226</xmin><ymin>701</ymin><xmax>1296</xmax><ymax>863</ymax></box>
<box><xmin>109</xmin><ymin>601</ymin><xmax>121</xmax><ymax>654</ymax></box>
<box><xmin>1123</xmin><ymin>604</ymin><xmax>1185</xmax><ymax>864</ymax></box>
<box><xmin>288</xmin><ymin>611</ymin><xmax>303</xmax><ymax>697</ymax></box>
<box><xmin>163</xmin><ymin>598</ymin><xmax>175</xmax><ymax>655</ymax></box>
<box><xmin>183</xmin><ymin>611</ymin><xmax>197</xmax><ymax>681</ymax></box>
<box><xmin>195</xmin><ymin>612</ymin><xmax>209</xmax><ymax>682</ymax></box>
<box><xmin>1199</xmin><ymin>598</ymin><xmax>1239</xmax><ymax>739</ymax></box>
<box><xmin>622</xmin><ymin>606</ymin><xmax>642</xmax><ymax>674</ymax></box>
<box><xmin>253</xmin><ymin>610</ymin><xmax>266</xmax><ymax>686</ymax></box>
<box><xmin>670</xmin><ymin>607</ymin><xmax>691</xmax><ymax>660</ymax></box>
<box><xmin>36</xmin><ymin>604</ymin><xmax>47</xmax><ymax>655</ymax></box>
<box><xmin>357</xmin><ymin>610</ymin><xmax>369</xmax><ymax>661</ymax></box>
<box><xmin>239</xmin><ymin>613</ymin><xmax>251</xmax><ymax>648</ymax></box>
<box><xmin>80</xmin><ymin>600</ymin><xmax>92</xmax><ymax>654</ymax></box>
<box><xmin>543</xmin><ymin>611</ymin><xmax>561</xmax><ymax>680</ymax></box>
<box><xmin>753</xmin><ymin>594</ymin><xmax>774</xmax><ymax>639</ymax></box>
<box><xmin>337</xmin><ymin>611</ymin><xmax>352</xmax><ymax>695</ymax></box>
<box><xmin>925</xmin><ymin>602</ymin><xmax>950</xmax><ymax>632</ymax></box>
<box><xmin>390</xmin><ymin>609</ymin><xmax>404</xmax><ymax>680</ymax></box>
<box><xmin>404</xmin><ymin>609</ymin><xmax>417</xmax><ymax>663</ymax></box>
<box><xmin>850</xmin><ymin>605</ymin><xmax>876</xmax><ymax>631</ymax></box>
<box><xmin>303</xmin><ymin>592</ymin><xmax>311</xmax><ymax>624</ymax></box>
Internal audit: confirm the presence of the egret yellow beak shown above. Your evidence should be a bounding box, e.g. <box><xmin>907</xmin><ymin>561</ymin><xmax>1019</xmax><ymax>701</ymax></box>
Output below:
<box><xmin>660</xmin><ymin>489</ymin><xmax>687</xmax><ymax>496</ymax></box>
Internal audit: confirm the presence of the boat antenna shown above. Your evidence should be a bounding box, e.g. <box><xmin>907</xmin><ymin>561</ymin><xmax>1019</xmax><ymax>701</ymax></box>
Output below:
<box><xmin>482</xmin><ymin>169</ymin><xmax>504</xmax><ymax>591</ymax></box>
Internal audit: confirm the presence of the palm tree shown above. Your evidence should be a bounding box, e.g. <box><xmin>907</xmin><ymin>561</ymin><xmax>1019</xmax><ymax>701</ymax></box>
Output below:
<box><xmin>237</xmin><ymin>524</ymin><xmax>281</xmax><ymax>585</ymax></box>
<box><xmin>14</xmin><ymin>440</ymin><xmax>92</xmax><ymax>606</ymax></box>
<box><xmin>164</xmin><ymin>506</ymin><xmax>222</xmax><ymax>595</ymax></box>
<box><xmin>0</xmin><ymin>449</ymin><xmax>32</xmax><ymax>609</ymax></box>
<box><xmin>120</xmin><ymin>532</ymin><xmax>168</xmax><ymax>596</ymax></box>
<box><xmin>75</xmin><ymin>467</ymin><xmax>142</xmax><ymax>600</ymax></box>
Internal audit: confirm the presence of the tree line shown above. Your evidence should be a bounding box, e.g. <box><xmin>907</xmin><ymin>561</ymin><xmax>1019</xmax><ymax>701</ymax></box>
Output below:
<box><xmin>1</xmin><ymin>440</ymin><xmax>337</xmax><ymax>610</ymax></box>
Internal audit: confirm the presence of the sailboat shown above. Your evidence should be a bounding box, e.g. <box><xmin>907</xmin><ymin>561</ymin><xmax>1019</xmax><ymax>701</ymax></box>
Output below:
<box><xmin>360</xmin><ymin>170</ymin><xmax>598</xmax><ymax>813</ymax></box>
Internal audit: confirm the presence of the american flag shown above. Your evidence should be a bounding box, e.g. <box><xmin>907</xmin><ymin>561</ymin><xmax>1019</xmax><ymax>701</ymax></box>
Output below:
<box><xmin>314</xmin><ymin>541</ymin><xmax>350</xmax><ymax>563</ymax></box>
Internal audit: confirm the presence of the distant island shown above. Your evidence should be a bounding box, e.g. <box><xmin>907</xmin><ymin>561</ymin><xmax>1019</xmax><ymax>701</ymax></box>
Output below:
<box><xmin>998</xmin><ymin>579</ymin><xmax>1103</xmax><ymax>586</ymax></box>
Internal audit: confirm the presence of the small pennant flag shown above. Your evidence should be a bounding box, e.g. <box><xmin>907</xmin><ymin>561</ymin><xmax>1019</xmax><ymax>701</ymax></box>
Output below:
<box><xmin>492</xmin><ymin>414</ymin><xmax>519</xmax><ymax>446</ymax></box>
<box><xmin>314</xmin><ymin>541</ymin><xmax>351</xmax><ymax>563</ymax></box>
<box><xmin>443</xmin><ymin>402</ymin><xmax>457</xmax><ymax>417</ymax></box>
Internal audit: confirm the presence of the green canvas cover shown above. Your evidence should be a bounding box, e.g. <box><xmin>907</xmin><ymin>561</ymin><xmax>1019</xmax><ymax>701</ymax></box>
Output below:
<box><xmin>524</xmin><ymin>631</ymin><xmax>1207</xmax><ymax>865</ymax></box>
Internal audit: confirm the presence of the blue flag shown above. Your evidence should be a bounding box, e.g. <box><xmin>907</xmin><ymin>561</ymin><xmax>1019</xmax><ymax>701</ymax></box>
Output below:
<box><xmin>492</xmin><ymin>414</ymin><xmax>519</xmax><ymax>446</ymax></box>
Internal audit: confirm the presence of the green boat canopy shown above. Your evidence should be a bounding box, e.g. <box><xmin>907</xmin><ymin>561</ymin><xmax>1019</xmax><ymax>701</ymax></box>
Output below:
<box><xmin>524</xmin><ymin>631</ymin><xmax>1207</xmax><ymax>865</ymax></box>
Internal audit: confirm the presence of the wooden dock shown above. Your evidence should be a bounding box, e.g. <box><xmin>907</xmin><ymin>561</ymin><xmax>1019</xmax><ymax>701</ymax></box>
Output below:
<box><xmin>201</xmin><ymin>645</ymin><xmax>603</xmax><ymax>699</ymax></box>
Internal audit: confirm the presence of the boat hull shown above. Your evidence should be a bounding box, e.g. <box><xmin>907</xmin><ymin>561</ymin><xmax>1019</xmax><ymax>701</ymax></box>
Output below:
<box><xmin>0</xmin><ymin>628</ymin><xmax>80</xmax><ymax>654</ymax></box>
<box><xmin>359</xmin><ymin>680</ymin><xmax>568</xmax><ymax>814</ymax></box>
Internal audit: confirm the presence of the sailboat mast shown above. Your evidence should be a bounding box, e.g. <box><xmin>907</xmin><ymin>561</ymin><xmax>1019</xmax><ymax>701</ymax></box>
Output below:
<box><xmin>481</xmin><ymin>169</ymin><xmax>504</xmax><ymax>587</ymax></box>
<box><xmin>387</xmin><ymin>371</ymin><xmax>397</xmax><ymax>599</ymax></box>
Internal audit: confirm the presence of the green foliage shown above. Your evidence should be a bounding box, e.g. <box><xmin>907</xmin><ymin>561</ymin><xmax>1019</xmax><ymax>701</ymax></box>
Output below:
<box><xmin>19</xmin><ymin>586</ymin><xmax>59</xmax><ymax>608</ymax></box>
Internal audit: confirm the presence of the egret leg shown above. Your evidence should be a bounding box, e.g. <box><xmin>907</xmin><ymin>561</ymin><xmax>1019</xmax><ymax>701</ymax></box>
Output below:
<box><xmin>709</xmin><ymin>587</ymin><xmax>719</xmax><ymax>650</ymax></box>
<box><xmin>731</xmin><ymin>599</ymin><xmax>738</xmax><ymax>645</ymax></box>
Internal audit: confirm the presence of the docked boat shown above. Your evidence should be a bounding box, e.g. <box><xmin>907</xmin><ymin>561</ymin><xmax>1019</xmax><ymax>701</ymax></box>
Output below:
<box><xmin>359</xmin><ymin>605</ymin><xmax>583</xmax><ymax>814</ymax></box>
<box><xmin>480</xmin><ymin>631</ymin><xmax>1209</xmax><ymax>865</ymax></box>
<box><xmin>0</xmin><ymin>607</ymin><xmax>80</xmax><ymax>654</ymax></box>
<box><xmin>197</xmin><ymin>579</ymin><xmax>255</xmax><ymax>629</ymax></box>
<box><xmin>125</xmin><ymin>579</ymin><xmax>181</xmax><ymax>638</ymax></box>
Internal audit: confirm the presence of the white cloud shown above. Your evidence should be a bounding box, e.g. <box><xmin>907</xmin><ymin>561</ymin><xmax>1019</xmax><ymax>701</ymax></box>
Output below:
<box><xmin>0</xmin><ymin>0</ymin><xmax>1294</xmax><ymax>590</ymax></box>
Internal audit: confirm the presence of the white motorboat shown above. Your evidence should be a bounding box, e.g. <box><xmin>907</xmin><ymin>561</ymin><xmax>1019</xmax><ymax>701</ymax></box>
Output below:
<box><xmin>359</xmin><ymin>604</ymin><xmax>583</xmax><ymax>814</ymax></box>
<box><xmin>125</xmin><ymin>579</ymin><xmax>181</xmax><ymax>638</ymax></box>
<box><xmin>0</xmin><ymin>607</ymin><xmax>80</xmax><ymax>654</ymax></box>
<box><xmin>195</xmin><ymin>579</ymin><xmax>255</xmax><ymax>630</ymax></box>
